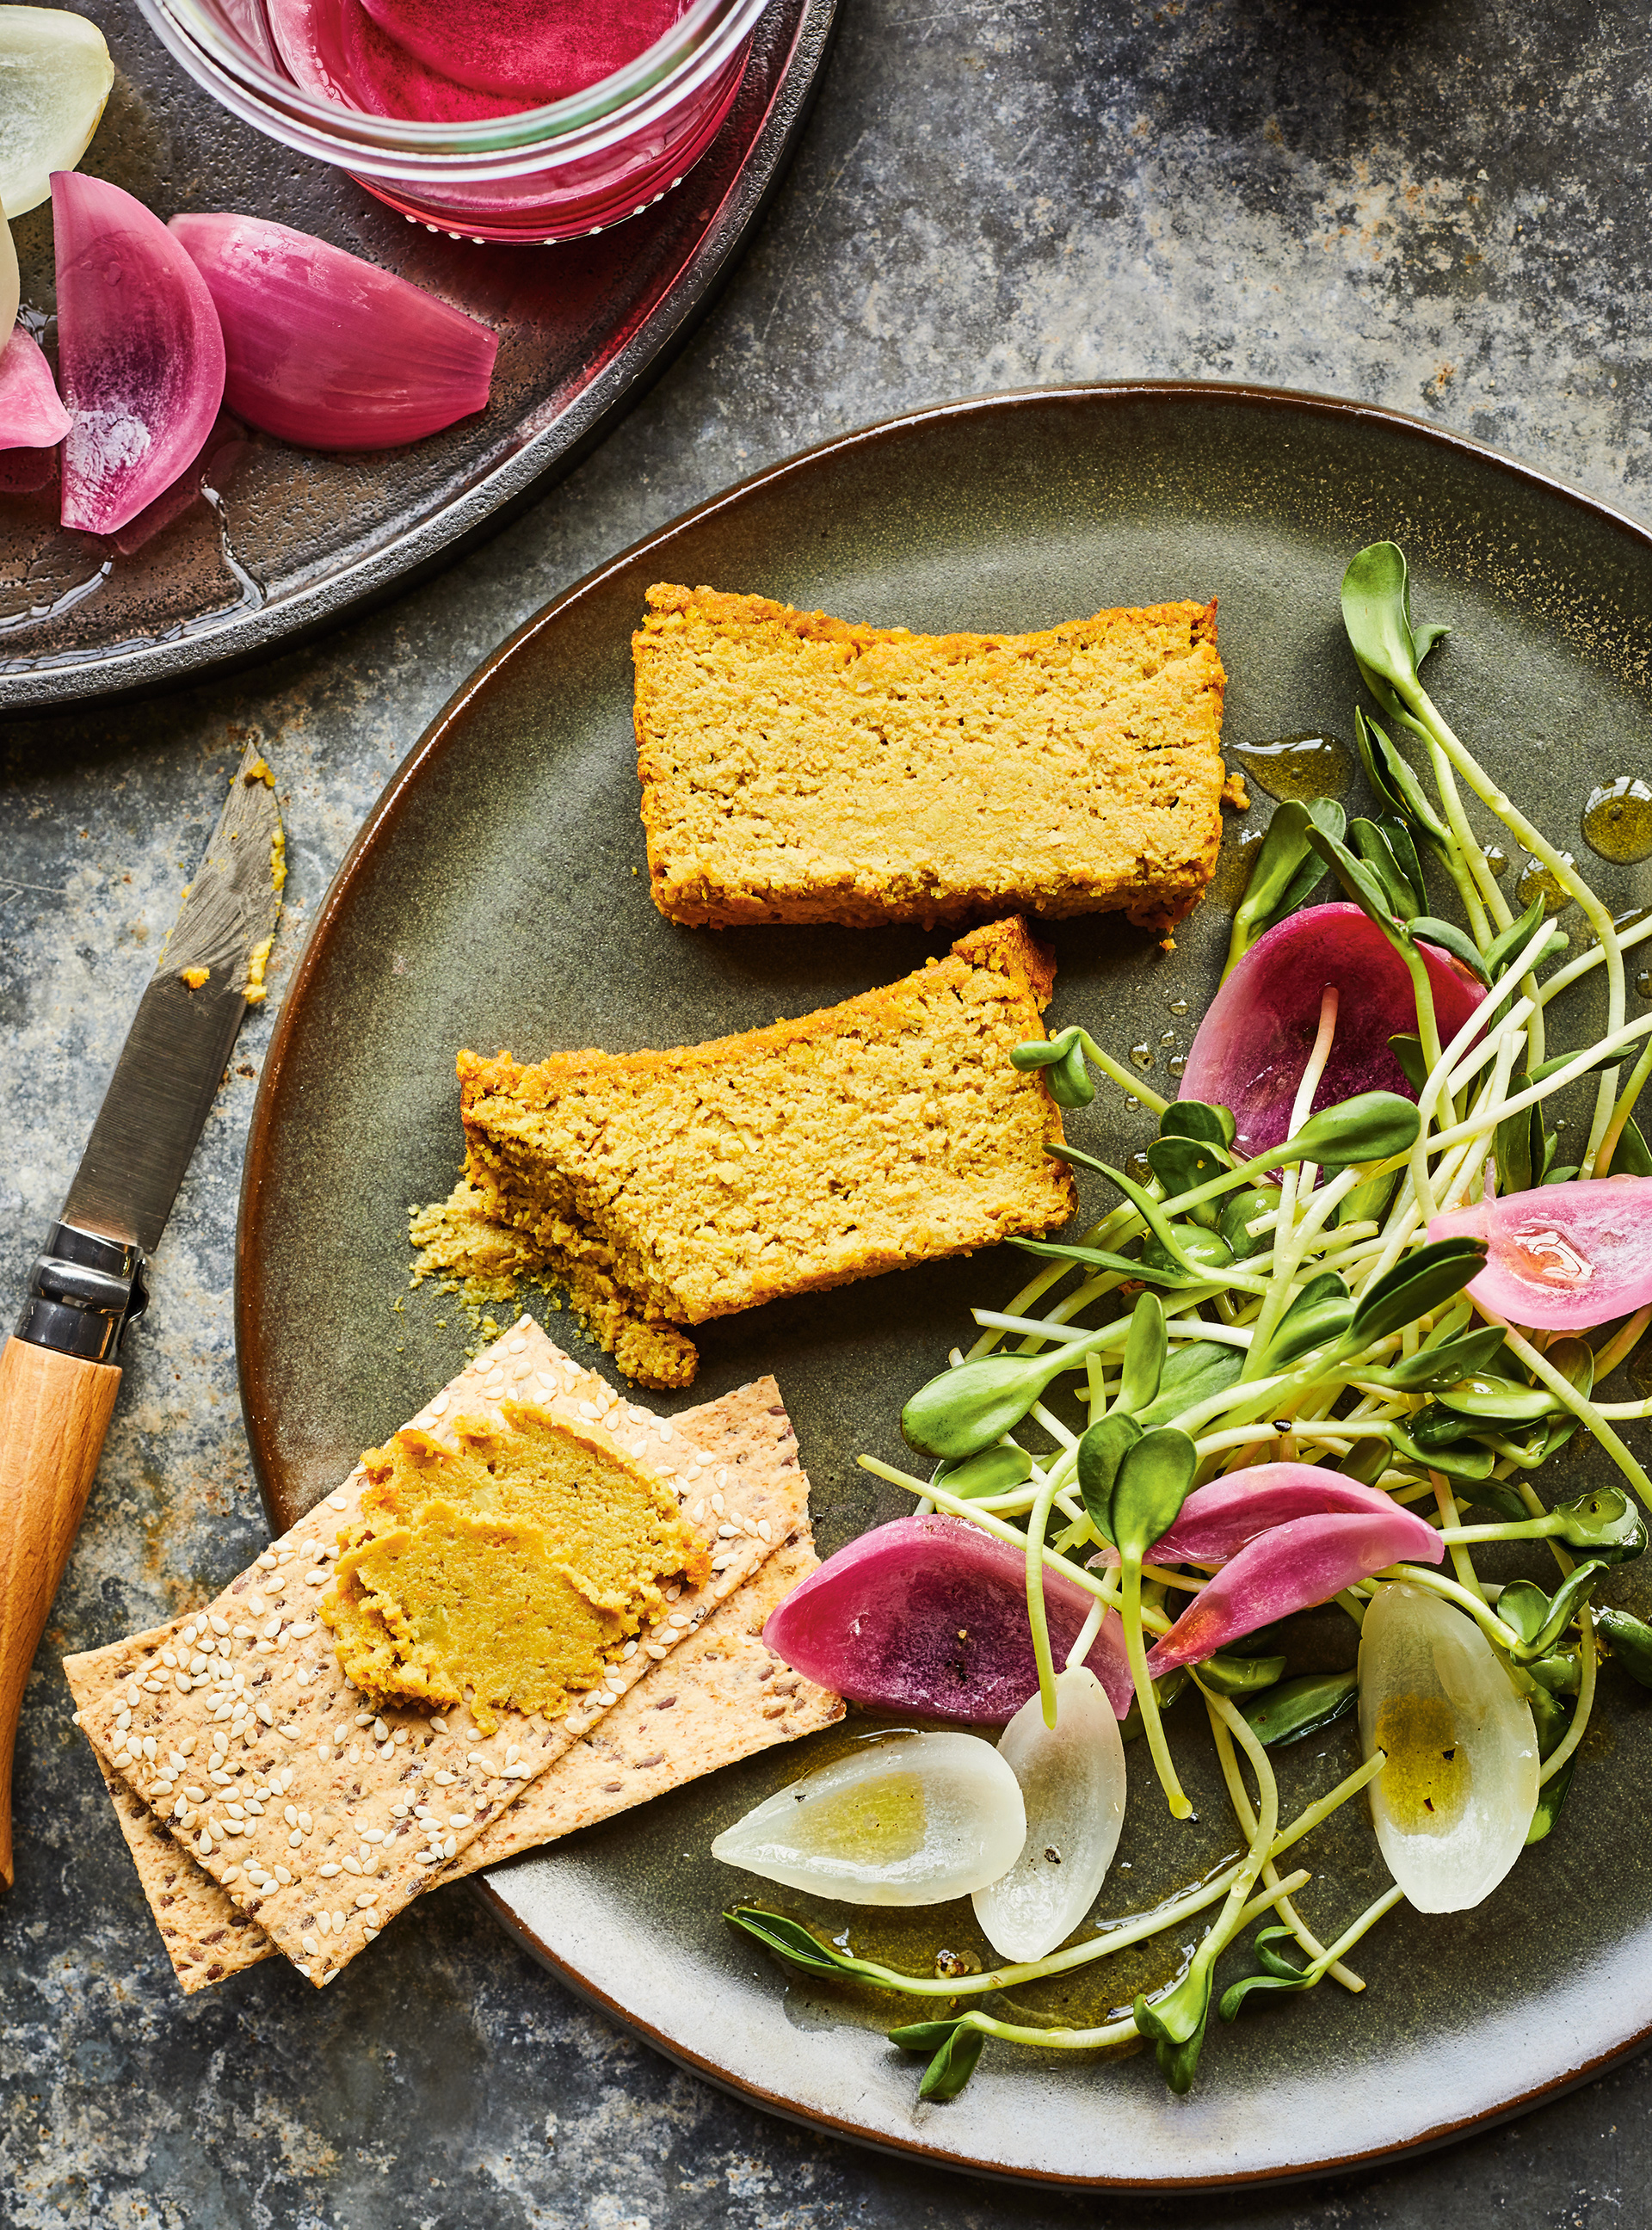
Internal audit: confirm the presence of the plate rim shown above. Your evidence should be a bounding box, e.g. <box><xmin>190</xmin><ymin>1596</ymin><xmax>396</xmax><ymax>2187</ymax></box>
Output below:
<box><xmin>235</xmin><ymin>375</ymin><xmax>1652</xmax><ymax>2185</ymax></box>
<box><xmin>0</xmin><ymin>0</ymin><xmax>836</xmax><ymax>718</ymax></box>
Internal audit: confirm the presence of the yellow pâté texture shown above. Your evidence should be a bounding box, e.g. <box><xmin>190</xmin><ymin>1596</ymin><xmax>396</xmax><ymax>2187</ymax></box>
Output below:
<box><xmin>319</xmin><ymin>1401</ymin><xmax>710</xmax><ymax>1732</ymax></box>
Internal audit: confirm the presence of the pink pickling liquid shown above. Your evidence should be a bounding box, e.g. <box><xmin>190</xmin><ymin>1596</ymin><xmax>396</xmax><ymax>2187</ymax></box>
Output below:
<box><xmin>270</xmin><ymin>0</ymin><xmax>688</xmax><ymax>121</ymax></box>
<box><xmin>262</xmin><ymin>0</ymin><xmax>745</xmax><ymax>240</ymax></box>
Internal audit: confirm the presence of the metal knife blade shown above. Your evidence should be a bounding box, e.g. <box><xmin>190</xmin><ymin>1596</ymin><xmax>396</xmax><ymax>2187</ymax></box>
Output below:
<box><xmin>59</xmin><ymin>744</ymin><xmax>284</xmax><ymax>1256</ymax></box>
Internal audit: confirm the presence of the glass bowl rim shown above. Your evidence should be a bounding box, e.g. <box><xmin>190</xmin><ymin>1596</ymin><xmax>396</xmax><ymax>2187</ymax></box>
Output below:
<box><xmin>133</xmin><ymin>0</ymin><xmax>774</xmax><ymax>167</ymax></box>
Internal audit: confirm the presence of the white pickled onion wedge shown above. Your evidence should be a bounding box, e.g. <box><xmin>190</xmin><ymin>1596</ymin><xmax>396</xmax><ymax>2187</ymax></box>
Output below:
<box><xmin>0</xmin><ymin>8</ymin><xmax>114</xmax><ymax>217</ymax></box>
<box><xmin>169</xmin><ymin>214</ymin><xmax>498</xmax><ymax>452</ymax></box>
<box><xmin>711</xmin><ymin>1733</ymin><xmax>1026</xmax><ymax>1907</ymax></box>
<box><xmin>1</xmin><ymin>199</ymin><xmax>17</xmax><ymax>339</ymax></box>
<box><xmin>971</xmin><ymin>1667</ymin><xmax>1125</xmax><ymax>1963</ymax></box>
<box><xmin>52</xmin><ymin>173</ymin><xmax>226</xmax><ymax>537</ymax></box>
<box><xmin>0</xmin><ymin>325</ymin><xmax>71</xmax><ymax>451</ymax></box>
<box><xmin>1359</xmin><ymin>1582</ymin><xmax>1538</xmax><ymax>1913</ymax></box>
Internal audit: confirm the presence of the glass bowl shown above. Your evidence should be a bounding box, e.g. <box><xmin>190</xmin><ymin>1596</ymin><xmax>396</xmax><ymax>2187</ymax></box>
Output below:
<box><xmin>133</xmin><ymin>0</ymin><xmax>772</xmax><ymax>243</ymax></box>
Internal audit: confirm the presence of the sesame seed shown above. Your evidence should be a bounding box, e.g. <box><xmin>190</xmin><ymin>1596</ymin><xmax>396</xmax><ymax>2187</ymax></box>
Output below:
<box><xmin>318</xmin><ymin>1863</ymin><xmax>341</xmax><ymax>1877</ymax></box>
<box><xmin>342</xmin><ymin>1855</ymin><xmax>363</xmax><ymax>1875</ymax></box>
<box><xmin>274</xmin><ymin>1866</ymin><xmax>293</xmax><ymax>1884</ymax></box>
<box><xmin>716</xmin><ymin>1524</ymin><xmax>738</xmax><ymax>1539</ymax></box>
<box><xmin>442</xmin><ymin>1836</ymin><xmax>457</xmax><ymax>1859</ymax></box>
<box><xmin>288</xmin><ymin>1831</ymin><xmax>302</xmax><ymax>1849</ymax></box>
<box><xmin>301</xmin><ymin>1934</ymin><xmax>319</xmax><ymax>1956</ymax></box>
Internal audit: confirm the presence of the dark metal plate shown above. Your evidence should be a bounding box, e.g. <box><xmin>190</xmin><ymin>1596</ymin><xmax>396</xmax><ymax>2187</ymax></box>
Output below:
<box><xmin>0</xmin><ymin>0</ymin><xmax>833</xmax><ymax>713</ymax></box>
<box><xmin>236</xmin><ymin>383</ymin><xmax>1652</xmax><ymax>2186</ymax></box>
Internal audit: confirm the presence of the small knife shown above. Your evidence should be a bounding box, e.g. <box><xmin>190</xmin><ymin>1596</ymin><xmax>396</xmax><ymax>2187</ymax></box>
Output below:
<box><xmin>0</xmin><ymin>744</ymin><xmax>284</xmax><ymax>1885</ymax></box>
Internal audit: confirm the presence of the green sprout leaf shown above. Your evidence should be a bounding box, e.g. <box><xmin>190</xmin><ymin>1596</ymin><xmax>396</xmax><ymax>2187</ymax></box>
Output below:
<box><xmin>1483</xmin><ymin>896</ymin><xmax>1549</xmax><ymax>983</ymax></box>
<box><xmin>1224</xmin><ymin>798</ymin><xmax>1347</xmax><ymax>976</ymax></box>
<box><xmin>1342</xmin><ymin>540</ymin><xmax>1423</xmax><ymax>699</ymax></box>
<box><xmin>1108</xmin><ymin>1428</ymin><xmax>1199</xmax><ymax>1563</ymax></box>
<box><xmin>1498</xmin><ymin>1560</ymin><xmax>1612</xmax><ymax>1660</ymax></box>
<box><xmin>1240</xmin><ymin>1669</ymin><xmax>1358</xmax><ymax>1747</ymax></box>
<box><xmin>1262</xmin><ymin>1271</ymin><xmax>1354</xmax><ymax>1371</ymax></box>
<box><xmin>1218</xmin><ymin>1186</ymin><xmax>1277</xmax><ymax>1259</ymax></box>
<box><xmin>1008</xmin><ymin>1235</ymin><xmax>1206</xmax><ymax>1292</ymax></box>
<box><xmin>1596</xmin><ymin>1605</ymin><xmax>1652</xmax><ymax>1689</ymax></box>
<box><xmin>1359</xmin><ymin>1327</ymin><xmax>1507</xmax><ymax>1392</ymax></box>
<box><xmin>887</xmin><ymin>2016</ymin><xmax>989</xmax><ymax>2100</ymax></box>
<box><xmin>725</xmin><ymin>1908</ymin><xmax>861</xmax><ymax>1980</ymax></box>
<box><xmin>1117</xmin><ymin>1291</ymin><xmax>1168</xmax><ymax>1415</ymax></box>
<box><xmin>1137</xmin><ymin>1340</ymin><xmax>1244</xmax><ymax>1428</ymax></box>
<box><xmin>1353</xmin><ymin>705</ymin><xmax>1454</xmax><ymax>854</ymax></box>
<box><xmin>934</xmin><ymin>1445</ymin><xmax>1034</xmax><ymax>1500</ymax></box>
<box><xmin>1076</xmin><ymin>1412</ymin><xmax>1143</xmax><ymax>1547</ymax></box>
<box><xmin>1349</xmin><ymin>816</ymin><xmax>1423</xmax><ymax>920</ymax></box>
<box><xmin>1134</xmin><ymin>1962</ymin><xmax>1214</xmax><ymax>2093</ymax></box>
<box><xmin>900</xmin><ymin>1325</ymin><xmax>1116</xmax><ymax>1460</ymax></box>
<box><xmin>1304</xmin><ymin>822</ymin><xmax>1412</xmax><ymax>952</ymax></box>
<box><xmin>1146</xmin><ymin>1133</ymin><xmax>1229</xmax><ymax>1219</ymax></box>
<box><xmin>1388</xmin><ymin>1032</ymin><xmax>1429</xmax><ymax>1092</ymax></box>
<box><xmin>1291</xmin><ymin>1090</ymin><xmax>1422</xmax><ymax>1169</ymax></box>
<box><xmin>1218</xmin><ymin>1925</ymin><xmax>1317</xmax><ymax>2019</ymax></box>
<box><xmin>1526</xmin><ymin>1753</ymin><xmax>1577</xmax><ymax>1846</ymax></box>
<box><xmin>1160</xmin><ymin>1100</ymin><xmax>1237</xmax><ymax>1149</ymax></box>
<box><xmin>1347</xmin><ymin>1235</ymin><xmax>1489</xmax><ymax>1346</ymax></box>
<box><xmin>1196</xmin><ymin>1651</ymin><xmax>1288</xmax><ymax>1698</ymax></box>
<box><xmin>1409</xmin><ymin>915</ymin><xmax>1491</xmax><ymax>985</ymax></box>
<box><xmin>1010</xmin><ymin>1026</ymin><xmax>1094</xmax><ymax>1107</ymax></box>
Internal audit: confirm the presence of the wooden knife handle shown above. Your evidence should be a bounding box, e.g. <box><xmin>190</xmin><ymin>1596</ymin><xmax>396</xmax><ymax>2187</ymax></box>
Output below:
<box><xmin>0</xmin><ymin>1334</ymin><xmax>120</xmax><ymax>1887</ymax></box>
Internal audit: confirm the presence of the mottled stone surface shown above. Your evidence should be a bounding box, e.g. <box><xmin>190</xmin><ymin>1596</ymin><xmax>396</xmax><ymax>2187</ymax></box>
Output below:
<box><xmin>4</xmin><ymin>0</ymin><xmax>1652</xmax><ymax>2220</ymax></box>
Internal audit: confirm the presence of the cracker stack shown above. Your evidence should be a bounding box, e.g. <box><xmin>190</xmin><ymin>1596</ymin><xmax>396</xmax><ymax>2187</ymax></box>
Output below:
<box><xmin>65</xmin><ymin>1320</ymin><xmax>841</xmax><ymax>1993</ymax></box>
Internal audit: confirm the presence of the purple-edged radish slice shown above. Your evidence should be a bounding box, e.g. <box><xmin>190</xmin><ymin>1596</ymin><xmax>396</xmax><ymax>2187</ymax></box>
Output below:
<box><xmin>971</xmin><ymin>1667</ymin><xmax>1125</xmax><ymax>1962</ymax></box>
<box><xmin>52</xmin><ymin>173</ymin><xmax>226</xmax><ymax>537</ymax></box>
<box><xmin>0</xmin><ymin>327</ymin><xmax>72</xmax><ymax>453</ymax></box>
<box><xmin>710</xmin><ymin>1732</ymin><xmax>1026</xmax><ymax>1906</ymax></box>
<box><xmin>170</xmin><ymin>214</ymin><xmax>498</xmax><ymax>452</ymax></box>
<box><xmin>1179</xmin><ymin>902</ymin><xmax>1486</xmax><ymax>1161</ymax></box>
<box><xmin>1359</xmin><ymin>1582</ymin><xmax>1538</xmax><ymax>1910</ymax></box>
<box><xmin>1429</xmin><ymin>1176</ymin><xmax>1652</xmax><ymax>1331</ymax></box>
<box><xmin>1092</xmin><ymin>1463</ymin><xmax>1411</xmax><ymax>1571</ymax></box>
<box><xmin>763</xmin><ymin>1514</ymin><xmax>1134</xmax><ymax>1722</ymax></box>
<box><xmin>1144</xmin><ymin>1505</ymin><xmax>1444</xmax><ymax>1676</ymax></box>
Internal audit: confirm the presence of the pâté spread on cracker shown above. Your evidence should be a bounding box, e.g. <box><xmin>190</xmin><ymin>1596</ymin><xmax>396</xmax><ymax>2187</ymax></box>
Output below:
<box><xmin>67</xmin><ymin>1320</ymin><xmax>840</xmax><ymax>1991</ymax></box>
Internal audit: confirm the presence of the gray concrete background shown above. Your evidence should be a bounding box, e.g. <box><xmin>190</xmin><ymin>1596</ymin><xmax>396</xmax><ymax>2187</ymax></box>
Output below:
<box><xmin>3</xmin><ymin>0</ymin><xmax>1650</xmax><ymax>2221</ymax></box>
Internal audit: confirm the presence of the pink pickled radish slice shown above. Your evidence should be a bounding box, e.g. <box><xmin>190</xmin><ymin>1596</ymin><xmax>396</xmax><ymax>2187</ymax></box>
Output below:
<box><xmin>52</xmin><ymin>173</ymin><xmax>226</xmax><ymax>537</ymax></box>
<box><xmin>0</xmin><ymin>326</ymin><xmax>71</xmax><ymax>451</ymax></box>
<box><xmin>357</xmin><ymin>0</ymin><xmax>686</xmax><ymax>102</ymax></box>
<box><xmin>1144</xmin><ymin>1506</ymin><xmax>1444</xmax><ymax>1676</ymax></box>
<box><xmin>170</xmin><ymin>214</ymin><xmax>497</xmax><ymax>452</ymax></box>
<box><xmin>764</xmin><ymin>1514</ymin><xmax>1135</xmax><ymax>1722</ymax></box>
<box><xmin>1180</xmin><ymin>902</ymin><xmax>1486</xmax><ymax>1161</ymax></box>
<box><xmin>1429</xmin><ymin>1175</ymin><xmax>1652</xmax><ymax>1330</ymax></box>
<box><xmin>1093</xmin><ymin>1463</ymin><xmax>1409</xmax><ymax>1571</ymax></box>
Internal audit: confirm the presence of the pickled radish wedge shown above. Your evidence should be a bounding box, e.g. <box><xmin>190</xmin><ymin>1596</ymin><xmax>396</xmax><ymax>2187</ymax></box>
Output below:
<box><xmin>763</xmin><ymin>1515</ymin><xmax>1135</xmax><ymax>1722</ymax></box>
<box><xmin>170</xmin><ymin>214</ymin><xmax>497</xmax><ymax>451</ymax></box>
<box><xmin>53</xmin><ymin>174</ymin><xmax>226</xmax><ymax>537</ymax></box>
<box><xmin>1429</xmin><ymin>1176</ymin><xmax>1652</xmax><ymax>1331</ymax></box>
<box><xmin>711</xmin><ymin>1734</ymin><xmax>1026</xmax><ymax>1906</ymax></box>
<box><xmin>0</xmin><ymin>326</ymin><xmax>71</xmax><ymax>451</ymax></box>
<box><xmin>1180</xmin><ymin>903</ymin><xmax>1485</xmax><ymax>1160</ymax></box>
<box><xmin>1359</xmin><ymin>1583</ymin><xmax>1538</xmax><ymax>1912</ymax></box>
<box><xmin>971</xmin><ymin>1669</ymin><xmax>1125</xmax><ymax>1963</ymax></box>
<box><xmin>0</xmin><ymin>8</ymin><xmax>114</xmax><ymax>217</ymax></box>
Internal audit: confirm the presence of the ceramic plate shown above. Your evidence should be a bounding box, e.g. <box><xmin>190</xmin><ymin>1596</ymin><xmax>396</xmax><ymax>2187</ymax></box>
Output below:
<box><xmin>0</xmin><ymin>0</ymin><xmax>832</xmax><ymax>712</ymax></box>
<box><xmin>237</xmin><ymin>383</ymin><xmax>1652</xmax><ymax>2187</ymax></box>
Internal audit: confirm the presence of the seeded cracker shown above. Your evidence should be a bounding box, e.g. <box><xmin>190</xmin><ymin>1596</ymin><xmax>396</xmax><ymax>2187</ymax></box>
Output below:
<box><xmin>73</xmin><ymin>1321</ymin><xmax>809</xmax><ymax>1987</ymax></box>
<box><xmin>66</xmin><ymin>1494</ymin><xmax>837</xmax><ymax>1993</ymax></box>
<box><xmin>64</xmin><ymin>1629</ymin><xmax>273</xmax><ymax>1993</ymax></box>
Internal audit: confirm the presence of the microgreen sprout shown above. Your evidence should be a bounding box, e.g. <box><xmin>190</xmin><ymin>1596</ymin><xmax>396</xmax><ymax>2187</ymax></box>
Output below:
<box><xmin>734</xmin><ymin>540</ymin><xmax>1652</xmax><ymax>2103</ymax></box>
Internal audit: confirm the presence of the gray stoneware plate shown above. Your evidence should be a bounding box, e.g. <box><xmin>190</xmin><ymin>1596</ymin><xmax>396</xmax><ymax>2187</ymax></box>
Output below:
<box><xmin>0</xmin><ymin>0</ymin><xmax>832</xmax><ymax>713</ymax></box>
<box><xmin>236</xmin><ymin>382</ymin><xmax>1652</xmax><ymax>2189</ymax></box>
